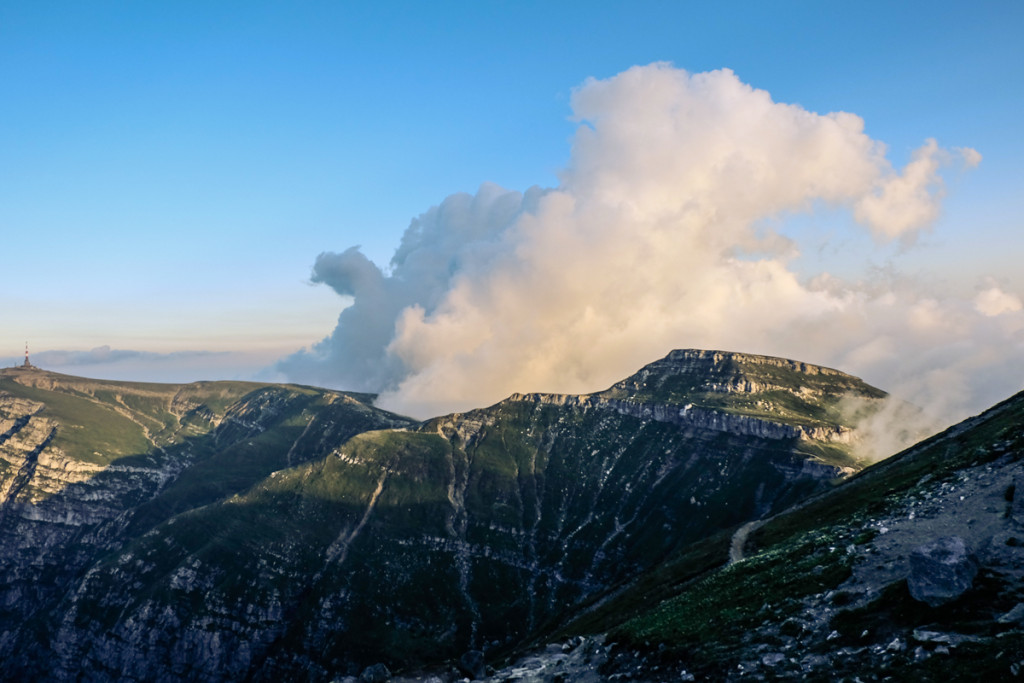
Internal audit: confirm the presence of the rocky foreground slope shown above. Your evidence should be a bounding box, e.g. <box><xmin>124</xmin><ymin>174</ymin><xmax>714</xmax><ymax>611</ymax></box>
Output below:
<box><xmin>522</xmin><ymin>387</ymin><xmax>1024</xmax><ymax>682</ymax></box>
<box><xmin>0</xmin><ymin>350</ymin><xmax>892</xmax><ymax>680</ymax></box>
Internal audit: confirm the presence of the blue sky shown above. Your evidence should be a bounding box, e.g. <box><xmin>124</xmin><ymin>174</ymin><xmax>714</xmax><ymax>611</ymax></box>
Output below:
<box><xmin>2</xmin><ymin>2</ymin><xmax>1023</xmax><ymax>417</ymax></box>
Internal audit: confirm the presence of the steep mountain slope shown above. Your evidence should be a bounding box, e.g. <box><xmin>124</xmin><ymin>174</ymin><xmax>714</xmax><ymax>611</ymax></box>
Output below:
<box><xmin>0</xmin><ymin>350</ymin><xmax>895</xmax><ymax>680</ymax></box>
<box><xmin>0</xmin><ymin>366</ymin><xmax>414</xmax><ymax>677</ymax></box>
<box><xmin>599</xmin><ymin>348</ymin><xmax>886</xmax><ymax>433</ymax></box>
<box><xmin>561</xmin><ymin>388</ymin><xmax>1024</xmax><ymax>681</ymax></box>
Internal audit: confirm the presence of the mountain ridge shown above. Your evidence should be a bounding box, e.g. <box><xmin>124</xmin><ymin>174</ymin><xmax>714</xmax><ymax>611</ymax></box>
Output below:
<box><xmin>541</xmin><ymin>388</ymin><xmax>1024</xmax><ymax>681</ymax></box>
<box><xmin>0</xmin><ymin>349</ymin><xmax>940</xmax><ymax>680</ymax></box>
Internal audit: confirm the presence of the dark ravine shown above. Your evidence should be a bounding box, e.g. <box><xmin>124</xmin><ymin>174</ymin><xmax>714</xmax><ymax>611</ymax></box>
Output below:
<box><xmin>0</xmin><ymin>350</ymin><xmax>899</xmax><ymax>680</ymax></box>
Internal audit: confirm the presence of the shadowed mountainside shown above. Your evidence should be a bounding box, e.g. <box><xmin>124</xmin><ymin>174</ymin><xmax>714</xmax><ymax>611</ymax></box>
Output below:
<box><xmin>0</xmin><ymin>350</ymin><xmax>898</xmax><ymax>680</ymax></box>
<box><xmin>553</xmin><ymin>388</ymin><xmax>1024</xmax><ymax>681</ymax></box>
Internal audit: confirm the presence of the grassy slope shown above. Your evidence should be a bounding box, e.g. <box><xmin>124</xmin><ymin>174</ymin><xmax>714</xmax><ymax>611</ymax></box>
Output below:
<box><xmin>62</xmin><ymin>428</ymin><xmax>462</xmax><ymax>672</ymax></box>
<box><xmin>52</xmin><ymin>378</ymin><xmax>871</xmax><ymax>673</ymax></box>
<box><xmin>121</xmin><ymin>388</ymin><xmax>414</xmax><ymax>536</ymax></box>
<box><xmin>2</xmin><ymin>353</ymin><xmax>939</xmax><ymax>677</ymax></box>
<box><xmin>571</xmin><ymin>390</ymin><xmax>1024</xmax><ymax>676</ymax></box>
<box><xmin>0</xmin><ymin>372</ymin><xmax>159</xmax><ymax>464</ymax></box>
<box><xmin>0</xmin><ymin>368</ymin><xmax>414</xmax><ymax>533</ymax></box>
<box><xmin>751</xmin><ymin>390</ymin><xmax>1024</xmax><ymax>551</ymax></box>
<box><xmin>0</xmin><ymin>370</ymin><xmax>263</xmax><ymax>464</ymax></box>
<box><xmin>4</xmin><ymin>372</ymin><xmax>422</xmax><ymax>680</ymax></box>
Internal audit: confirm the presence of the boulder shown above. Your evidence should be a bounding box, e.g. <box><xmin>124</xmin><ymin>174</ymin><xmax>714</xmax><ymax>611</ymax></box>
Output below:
<box><xmin>998</xmin><ymin>603</ymin><xmax>1024</xmax><ymax>625</ymax></box>
<box><xmin>1011</xmin><ymin>479</ymin><xmax>1024</xmax><ymax>524</ymax></box>
<box><xmin>457</xmin><ymin>650</ymin><xmax>486</xmax><ymax>680</ymax></box>
<box><xmin>359</xmin><ymin>663</ymin><xmax>391</xmax><ymax>683</ymax></box>
<box><xmin>907</xmin><ymin>536</ymin><xmax>979</xmax><ymax>607</ymax></box>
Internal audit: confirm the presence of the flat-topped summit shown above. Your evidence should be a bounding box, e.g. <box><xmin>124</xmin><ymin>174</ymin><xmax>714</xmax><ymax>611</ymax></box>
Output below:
<box><xmin>602</xmin><ymin>348</ymin><xmax>884</xmax><ymax>398</ymax></box>
<box><xmin>597</xmin><ymin>349</ymin><xmax>887</xmax><ymax>431</ymax></box>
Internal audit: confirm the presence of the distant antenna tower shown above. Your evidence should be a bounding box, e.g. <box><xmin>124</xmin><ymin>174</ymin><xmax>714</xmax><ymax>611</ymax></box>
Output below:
<box><xmin>23</xmin><ymin>341</ymin><xmax>32</xmax><ymax>368</ymax></box>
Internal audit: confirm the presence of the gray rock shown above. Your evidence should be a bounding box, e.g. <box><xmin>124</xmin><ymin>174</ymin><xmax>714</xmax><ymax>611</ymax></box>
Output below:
<box><xmin>885</xmin><ymin>637</ymin><xmax>905</xmax><ymax>652</ymax></box>
<box><xmin>458</xmin><ymin>650</ymin><xmax>486</xmax><ymax>680</ymax></box>
<box><xmin>907</xmin><ymin>536</ymin><xmax>979</xmax><ymax>607</ymax></box>
<box><xmin>912</xmin><ymin>629</ymin><xmax>951</xmax><ymax>643</ymax></box>
<box><xmin>999</xmin><ymin>602</ymin><xmax>1024</xmax><ymax>624</ymax></box>
<box><xmin>800</xmin><ymin>654</ymin><xmax>828</xmax><ymax>670</ymax></box>
<box><xmin>1012</xmin><ymin>478</ymin><xmax>1024</xmax><ymax>524</ymax></box>
<box><xmin>359</xmin><ymin>663</ymin><xmax>391</xmax><ymax>683</ymax></box>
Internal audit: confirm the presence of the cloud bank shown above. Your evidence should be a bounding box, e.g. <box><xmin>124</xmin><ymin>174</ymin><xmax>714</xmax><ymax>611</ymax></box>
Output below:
<box><xmin>6</xmin><ymin>346</ymin><xmax>273</xmax><ymax>385</ymax></box>
<box><xmin>279</xmin><ymin>64</ymin><xmax>1022</xmax><ymax>433</ymax></box>
<box><xmin>30</xmin><ymin>346</ymin><xmax>213</xmax><ymax>366</ymax></box>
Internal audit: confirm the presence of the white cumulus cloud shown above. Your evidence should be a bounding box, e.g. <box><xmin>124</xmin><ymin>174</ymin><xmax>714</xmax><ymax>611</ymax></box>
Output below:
<box><xmin>975</xmin><ymin>281</ymin><xmax>1024</xmax><ymax>317</ymax></box>
<box><xmin>854</xmin><ymin>139</ymin><xmax>978</xmax><ymax>242</ymax></box>
<box><xmin>278</xmin><ymin>63</ymin><xmax>1018</xmax><ymax>434</ymax></box>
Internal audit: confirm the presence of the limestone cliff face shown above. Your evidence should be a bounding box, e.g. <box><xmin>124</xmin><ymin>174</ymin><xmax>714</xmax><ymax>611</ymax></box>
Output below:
<box><xmin>601</xmin><ymin>349</ymin><xmax>886</xmax><ymax>418</ymax></box>
<box><xmin>508</xmin><ymin>393</ymin><xmax>858</xmax><ymax>444</ymax></box>
<box><xmin>612</xmin><ymin>348</ymin><xmax>859</xmax><ymax>388</ymax></box>
<box><xmin>0</xmin><ymin>351</ymin><xmax>888</xmax><ymax>681</ymax></box>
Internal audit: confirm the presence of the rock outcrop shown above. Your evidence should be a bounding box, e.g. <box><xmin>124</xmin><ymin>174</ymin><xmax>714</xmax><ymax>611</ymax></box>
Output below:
<box><xmin>591</xmin><ymin>385</ymin><xmax>1024</xmax><ymax>682</ymax></box>
<box><xmin>509</xmin><ymin>393</ymin><xmax>857</xmax><ymax>444</ymax></box>
<box><xmin>907</xmin><ymin>536</ymin><xmax>980</xmax><ymax>607</ymax></box>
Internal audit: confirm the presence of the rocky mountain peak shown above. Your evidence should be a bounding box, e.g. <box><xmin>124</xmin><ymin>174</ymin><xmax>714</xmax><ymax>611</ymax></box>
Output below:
<box><xmin>598</xmin><ymin>349</ymin><xmax>888</xmax><ymax>435</ymax></box>
<box><xmin>603</xmin><ymin>348</ymin><xmax>884</xmax><ymax>400</ymax></box>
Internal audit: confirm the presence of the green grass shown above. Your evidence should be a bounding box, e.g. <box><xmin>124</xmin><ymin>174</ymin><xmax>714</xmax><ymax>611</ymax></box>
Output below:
<box><xmin>173</xmin><ymin>380</ymin><xmax>274</xmax><ymax>414</ymax></box>
<box><xmin>13</xmin><ymin>361</ymin><xmax>1002</xmax><ymax>679</ymax></box>
<box><xmin>0</xmin><ymin>372</ymin><xmax>286</xmax><ymax>465</ymax></box>
<box><xmin>578</xmin><ymin>390</ymin><xmax>1024</xmax><ymax>677</ymax></box>
<box><xmin>552</xmin><ymin>527</ymin><xmax>734</xmax><ymax>641</ymax></box>
<box><xmin>792</xmin><ymin>440</ymin><xmax>866</xmax><ymax>470</ymax></box>
<box><xmin>612</xmin><ymin>527</ymin><xmax>853</xmax><ymax>664</ymax></box>
<box><xmin>122</xmin><ymin>389</ymin><xmax>413</xmax><ymax>536</ymax></box>
<box><xmin>0</xmin><ymin>374</ymin><xmax>154</xmax><ymax>464</ymax></box>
